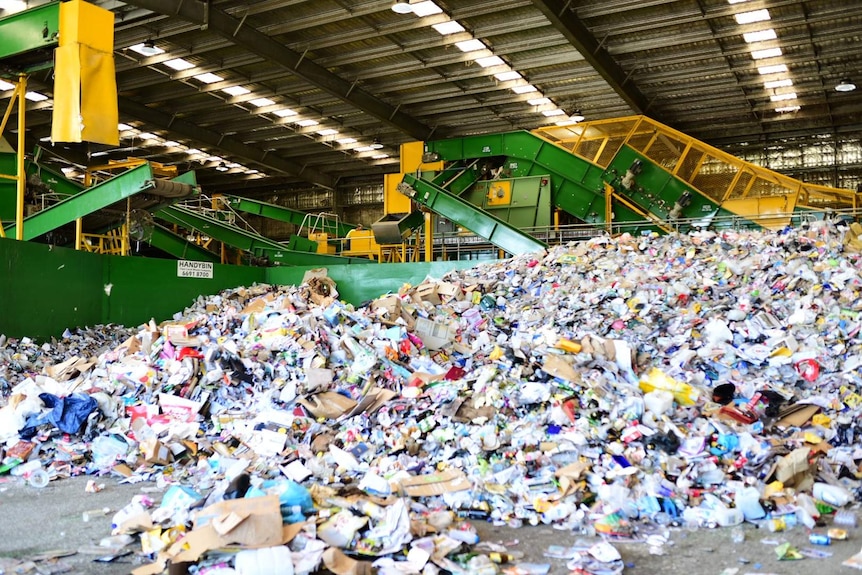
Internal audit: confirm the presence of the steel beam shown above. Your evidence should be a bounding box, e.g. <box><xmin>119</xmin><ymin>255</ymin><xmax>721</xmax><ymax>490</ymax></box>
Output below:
<box><xmin>223</xmin><ymin>195</ymin><xmax>356</xmax><ymax>238</ymax></box>
<box><xmin>121</xmin><ymin>0</ymin><xmax>434</xmax><ymax>142</ymax></box>
<box><xmin>119</xmin><ymin>97</ymin><xmax>336</xmax><ymax>190</ymax></box>
<box><xmin>4</xmin><ymin>164</ymin><xmax>155</xmax><ymax>240</ymax></box>
<box><xmin>0</xmin><ymin>3</ymin><xmax>60</xmax><ymax>71</ymax></box>
<box><xmin>157</xmin><ymin>205</ymin><xmax>369</xmax><ymax>266</ymax></box>
<box><xmin>530</xmin><ymin>0</ymin><xmax>651</xmax><ymax>115</ymax></box>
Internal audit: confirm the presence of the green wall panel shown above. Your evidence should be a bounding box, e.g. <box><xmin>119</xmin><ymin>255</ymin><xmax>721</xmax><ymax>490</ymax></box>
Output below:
<box><xmin>101</xmin><ymin>255</ymin><xmax>264</xmax><ymax>328</ymax></box>
<box><xmin>0</xmin><ymin>237</ymin><xmax>103</xmax><ymax>340</ymax></box>
<box><xmin>0</xmin><ymin>236</ymin><xmax>483</xmax><ymax>341</ymax></box>
<box><xmin>265</xmin><ymin>260</ymin><xmax>479</xmax><ymax>305</ymax></box>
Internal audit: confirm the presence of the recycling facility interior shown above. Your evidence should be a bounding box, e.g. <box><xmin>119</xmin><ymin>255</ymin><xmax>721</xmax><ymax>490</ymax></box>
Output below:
<box><xmin>2</xmin><ymin>1</ymin><xmax>862</xmax><ymax>575</ymax></box>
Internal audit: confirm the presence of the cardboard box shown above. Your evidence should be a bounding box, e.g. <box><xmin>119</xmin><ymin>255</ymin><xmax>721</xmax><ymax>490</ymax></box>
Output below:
<box><xmin>398</xmin><ymin>469</ymin><xmax>471</xmax><ymax>497</ymax></box>
<box><xmin>140</xmin><ymin>437</ymin><xmax>173</xmax><ymax>465</ymax></box>
<box><xmin>371</xmin><ymin>294</ymin><xmax>402</xmax><ymax>318</ymax></box>
<box><xmin>415</xmin><ymin>282</ymin><xmax>441</xmax><ymax>305</ymax></box>
<box><xmin>436</xmin><ymin>281</ymin><xmax>464</xmax><ymax>302</ymax></box>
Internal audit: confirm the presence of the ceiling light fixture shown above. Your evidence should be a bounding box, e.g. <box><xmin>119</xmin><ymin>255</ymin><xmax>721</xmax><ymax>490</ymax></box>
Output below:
<box><xmin>130</xmin><ymin>40</ymin><xmax>164</xmax><ymax>56</ymax></box>
<box><xmin>455</xmin><ymin>39</ymin><xmax>485</xmax><ymax>52</ymax></box>
<box><xmin>370</xmin><ymin>137</ymin><xmax>384</xmax><ymax>150</ymax></box>
<box><xmin>775</xmin><ymin>105</ymin><xmax>800</xmax><ymax>113</ymax></box>
<box><xmin>0</xmin><ymin>79</ymin><xmax>15</xmax><ymax>91</ymax></box>
<box><xmin>743</xmin><ymin>29</ymin><xmax>776</xmax><ymax>43</ymax></box>
<box><xmin>194</xmin><ymin>72</ymin><xmax>223</xmax><ymax>84</ymax></box>
<box><xmin>494</xmin><ymin>71</ymin><xmax>522</xmax><ymax>82</ymax></box>
<box><xmin>391</xmin><ymin>0</ymin><xmax>413</xmax><ymax>14</ymax></box>
<box><xmin>164</xmin><ymin>58</ymin><xmax>195</xmax><ymax>71</ymax></box>
<box><xmin>764</xmin><ymin>78</ymin><xmax>793</xmax><ymax>89</ymax></box>
<box><xmin>432</xmin><ymin>21</ymin><xmax>465</xmax><ymax>35</ymax></box>
<box><xmin>835</xmin><ymin>78</ymin><xmax>857</xmax><ymax>92</ymax></box>
<box><xmin>570</xmin><ymin>110</ymin><xmax>585</xmax><ymax>122</ymax></box>
<box><xmin>757</xmin><ymin>64</ymin><xmax>787</xmax><ymax>75</ymax></box>
<box><xmin>216</xmin><ymin>162</ymin><xmax>229</xmax><ymax>172</ymax></box>
<box><xmin>474</xmin><ymin>55</ymin><xmax>504</xmax><ymax>68</ymax></box>
<box><xmin>734</xmin><ymin>9</ymin><xmax>770</xmax><ymax>25</ymax></box>
<box><xmin>411</xmin><ymin>1</ymin><xmax>442</xmax><ymax>17</ymax></box>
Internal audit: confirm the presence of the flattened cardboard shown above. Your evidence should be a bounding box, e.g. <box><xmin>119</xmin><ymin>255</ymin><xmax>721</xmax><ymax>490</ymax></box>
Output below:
<box><xmin>298</xmin><ymin>392</ymin><xmax>357</xmax><ymax>420</ymax></box>
<box><xmin>193</xmin><ymin>495</ymin><xmax>283</xmax><ymax>548</ymax></box>
<box><xmin>775</xmin><ymin>403</ymin><xmax>821</xmax><ymax>430</ymax></box>
<box><xmin>398</xmin><ymin>469</ymin><xmax>471</xmax><ymax>497</ymax></box>
<box><xmin>542</xmin><ymin>354</ymin><xmax>579</xmax><ymax>383</ymax></box>
<box><xmin>322</xmin><ymin>548</ymin><xmax>375</xmax><ymax>575</ymax></box>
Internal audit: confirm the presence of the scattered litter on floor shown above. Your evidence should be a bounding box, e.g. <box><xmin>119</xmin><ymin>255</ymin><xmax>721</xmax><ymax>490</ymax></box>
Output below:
<box><xmin>1</xmin><ymin>220</ymin><xmax>862</xmax><ymax>573</ymax></box>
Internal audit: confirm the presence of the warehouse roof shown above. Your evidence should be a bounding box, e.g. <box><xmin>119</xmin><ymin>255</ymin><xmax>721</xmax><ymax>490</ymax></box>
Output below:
<box><xmin>4</xmin><ymin>0</ymin><xmax>862</xmax><ymax>193</ymax></box>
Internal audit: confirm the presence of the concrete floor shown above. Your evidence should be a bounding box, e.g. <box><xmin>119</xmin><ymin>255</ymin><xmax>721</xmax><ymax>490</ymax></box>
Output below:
<box><xmin>0</xmin><ymin>475</ymin><xmax>859</xmax><ymax>575</ymax></box>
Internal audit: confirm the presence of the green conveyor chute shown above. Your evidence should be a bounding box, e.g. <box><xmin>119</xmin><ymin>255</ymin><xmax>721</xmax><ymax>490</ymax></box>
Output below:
<box><xmin>222</xmin><ymin>195</ymin><xmax>356</xmax><ymax>238</ymax></box>
<box><xmin>3</xmin><ymin>164</ymin><xmax>186</xmax><ymax>240</ymax></box>
<box><xmin>147</xmin><ymin>223</ymin><xmax>221</xmax><ymax>263</ymax></box>
<box><xmin>156</xmin><ymin>204</ymin><xmax>371</xmax><ymax>266</ymax></box>
<box><xmin>398</xmin><ymin>174</ymin><xmax>548</xmax><ymax>256</ymax></box>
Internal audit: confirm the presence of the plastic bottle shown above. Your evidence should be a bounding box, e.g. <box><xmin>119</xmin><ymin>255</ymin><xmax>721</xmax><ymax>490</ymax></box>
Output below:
<box><xmin>834</xmin><ymin>510</ymin><xmax>858</xmax><ymax>528</ymax></box>
<box><xmin>735</xmin><ymin>487</ymin><xmax>766</xmax><ymax>521</ymax></box>
<box><xmin>812</xmin><ymin>482</ymin><xmax>853</xmax><ymax>507</ymax></box>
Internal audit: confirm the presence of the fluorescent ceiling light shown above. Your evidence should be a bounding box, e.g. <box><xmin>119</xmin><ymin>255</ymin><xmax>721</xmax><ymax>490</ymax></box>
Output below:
<box><xmin>758</xmin><ymin>64</ymin><xmax>787</xmax><ymax>75</ymax></box>
<box><xmin>734</xmin><ymin>9</ymin><xmax>770</xmax><ymax>24</ymax></box>
<box><xmin>0</xmin><ymin>79</ymin><xmax>14</xmax><ymax>91</ymax></box>
<box><xmin>185</xmin><ymin>148</ymin><xmax>203</xmax><ymax>155</ymax></box>
<box><xmin>770</xmin><ymin>92</ymin><xmax>797</xmax><ymax>102</ymax></box>
<box><xmin>432</xmin><ymin>21</ymin><xmax>465</xmax><ymax>35</ymax></box>
<box><xmin>295</xmin><ymin>119</ymin><xmax>319</xmax><ymax>127</ymax></box>
<box><xmin>336</xmin><ymin>137</ymin><xmax>357</xmax><ymax>145</ymax></box>
<box><xmin>129</xmin><ymin>42</ymin><xmax>164</xmax><ymax>56</ymax></box>
<box><xmin>570</xmin><ymin>110</ymin><xmax>585</xmax><ymax>122</ymax></box>
<box><xmin>775</xmin><ymin>105</ymin><xmax>800</xmax><ymax>113</ymax></box>
<box><xmin>542</xmin><ymin>109</ymin><xmax>566</xmax><ymax>117</ymax></box>
<box><xmin>118</xmin><ymin>123</ymin><xmax>133</xmax><ymax>131</ymax></box>
<box><xmin>355</xmin><ymin>145</ymin><xmax>375</xmax><ymax>152</ymax></box>
<box><xmin>494</xmin><ymin>70</ymin><xmax>522</xmax><ymax>82</ymax></box>
<box><xmin>164</xmin><ymin>58</ymin><xmax>195</xmax><ymax>71</ymax></box>
<box><xmin>227</xmin><ymin>162</ymin><xmax>242</xmax><ymax>169</ymax></box>
<box><xmin>273</xmin><ymin>108</ymin><xmax>297</xmax><ymax>117</ymax></box>
<box><xmin>474</xmin><ymin>55</ymin><xmax>504</xmax><ymax>68</ymax></box>
<box><xmin>751</xmin><ymin>47</ymin><xmax>782</xmax><ymax>59</ymax></box>
<box><xmin>91</xmin><ymin>151</ymin><xmax>108</xmax><ymax>157</ymax></box>
<box><xmin>163</xmin><ymin>140</ymin><xmax>180</xmax><ymax>147</ymax></box>
<box><xmin>512</xmin><ymin>84</ymin><xmax>537</xmax><ymax>94</ymax></box>
<box><xmin>455</xmin><ymin>39</ymin><xmax>485</xmax><ymax>52</ymax></box>
<box><xmin>411</xmin><ymin>1</ymin><xmax>442</xmax><ymax>17</ymax></box>
<box><xmin>527</xmin><ymin>97</ymin><xmax>551</xmax><ymax>106</ymax></box>
<box><xmin>317</xmin><ymin>128</ymin><xmax>338</xmax><ymax>136</ymax></box>
<box><xmin>555</xmin><ymin>118</ymin><xmax>580</xmax><ymax>126</ymax></box>
<box><xmin>222</xmin><ymin>85</ymin><xmax>250</xmax><ymax>96</ymax></box>
<box><xmin>137</xmin><ymin>132</ymin><xmax>158</xmax><ymax>139</ymax></box>
<box><xmin>194</xmin><ymin>72</ymin><xmax>223</xmax><ymax>84</ymax></box>
<box><xmin>245</xmin><ymin>169</ymin><xmax>259</xmax><ymax>175</ymax></box>
<box><xmin>743</xmin><ymin>29</ymin><xmax>776</xmax><ymax>43</ymax></box>
<box><xmin>372</xmin><ymin>154</ymin><xmax>390</xmax><ymax>160</ymax></box>
<box><xmin>25</xmin><ymin>92</ymin><xmax>48</xmax><ymax>101</ymax></box>
<box><xmin>248</xmin><ymin>97</ymin><xmax>275</xmax><ymax>107</ymax></box>
<box><xmin>207</xmin><ymin>155</ymin><xmax>223</xmax><ymax>162</ymax></box>
<box><xmin>764</xmin><ymin>78</ymin><xmax>793</xmax><ymax>89</ymax></box>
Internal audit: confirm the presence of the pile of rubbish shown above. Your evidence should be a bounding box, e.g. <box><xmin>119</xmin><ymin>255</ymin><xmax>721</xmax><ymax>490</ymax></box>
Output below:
<box><xmin>1</xmin><ymin>220</ymin><xmax>862</xmax><ymax>574</ymax></box>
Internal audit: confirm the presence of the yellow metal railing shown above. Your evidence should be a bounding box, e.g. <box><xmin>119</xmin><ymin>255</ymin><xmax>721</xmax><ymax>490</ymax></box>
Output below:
<box><xmin>535</xmin><ymin>116</ymin><xmax>860</xmax><ymax>223</ymax></box>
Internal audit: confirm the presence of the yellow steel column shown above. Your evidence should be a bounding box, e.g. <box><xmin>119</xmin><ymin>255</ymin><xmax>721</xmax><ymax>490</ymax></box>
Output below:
<box><xmin>75</xmin><ymin>218</ymin><xmax>83</xmax><ymax>250</ymax></box>
<box><xmin>15</xmin><ymin>75</ymin><xmax>27</xmax><ymax>240</ymax></box>
<box><xmin>424</xmin><ymin>211</ymin><xmax>433</xmax><ymax>262</ymax></box>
